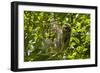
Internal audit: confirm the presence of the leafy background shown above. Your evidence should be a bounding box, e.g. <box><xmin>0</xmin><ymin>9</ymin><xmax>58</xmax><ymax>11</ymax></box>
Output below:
<box><xmin>24</xmin><ymin>11</ymin><xmax>90</xmax><ymax>62</ymax></box>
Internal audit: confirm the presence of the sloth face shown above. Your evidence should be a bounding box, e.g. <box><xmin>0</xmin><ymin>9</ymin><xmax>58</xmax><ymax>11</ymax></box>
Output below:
<box><xmin>63</xmin><ymin>24</ymin><xmax>71</xmax><ymax>33</ymax></box>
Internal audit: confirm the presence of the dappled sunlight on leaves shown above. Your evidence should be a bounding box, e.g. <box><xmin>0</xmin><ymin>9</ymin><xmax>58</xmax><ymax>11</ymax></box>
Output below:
<box><xmin>24</xmin><ymin>11</ymin><xmax>90</xmax><ymax>62</ymax></box>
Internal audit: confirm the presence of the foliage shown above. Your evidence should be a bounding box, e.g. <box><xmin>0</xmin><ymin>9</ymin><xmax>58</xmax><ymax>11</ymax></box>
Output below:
<box><xmin>24</xmin><ymin>11</ymin><xmax>90</xmax><ymax>62</ymax></box>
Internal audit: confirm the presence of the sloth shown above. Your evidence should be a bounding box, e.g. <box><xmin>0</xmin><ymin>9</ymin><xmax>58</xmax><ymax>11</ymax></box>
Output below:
<box><xmin>54</xmin><ymin>24</ymin><xmax>71</xmax><ymax>52</ymax></box>
<box><xmin>62</xmin><ymin>24</ymin><xmax>71</xmax><ymax>50</ymax></box>
<box><xmin>44</xmin><ymin>23</ymin><xmax>71</xmax><ymax>53</ymax></box>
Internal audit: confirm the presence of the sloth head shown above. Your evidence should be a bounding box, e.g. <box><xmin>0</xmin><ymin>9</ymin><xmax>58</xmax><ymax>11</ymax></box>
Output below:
<box><xmin>62</xmin><ymin>24</ymin><xmax>71</xmax><ymax>32</ymax></box>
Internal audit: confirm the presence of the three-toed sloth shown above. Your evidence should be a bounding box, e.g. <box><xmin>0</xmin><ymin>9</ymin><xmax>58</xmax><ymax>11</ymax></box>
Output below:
<box><xmin>54</xmin><ymin>24</ymin><xmax>71</xmax><ymax>52</ymax></box>
<box><xmin>44</xmin><ymin>23</ymin><xmax>71</xmax><ymax>53</ymax></box>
